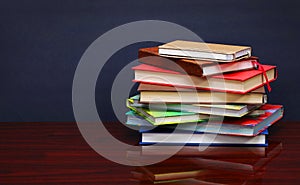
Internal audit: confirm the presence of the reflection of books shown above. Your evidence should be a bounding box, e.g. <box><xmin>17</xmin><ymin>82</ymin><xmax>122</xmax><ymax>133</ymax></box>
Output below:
<box><xmin>186</xmin><ymin>142</ymin><xmax>282</xmax><ymax>174</ymax></box>
<box><xmin>131</xmin><ymin>169</ymin><xmax>261</xmax><ymax>185</ymax></box>
<box><xmin>129</xmin><ymin>141</ymin><xmax>281</xmax><ymax>159</ymax></box>
<box><xmin>130</xmin><ymin>141</ymin><xmax>282</xmax><ymax>183</ymax></box>
<box><xmin>131</xmin><ymin>169</ymin><xmax>265</xmax><ymax>185</ymax></box>
<box><xmin>132</xmin><ymin>158</ymin><xmax>205</xmax><ymax>181</ymax></box>
<box><xmin>140</xmin><ymin>145</ymin><xmax>267</xmax><ymax>158</ymax></box>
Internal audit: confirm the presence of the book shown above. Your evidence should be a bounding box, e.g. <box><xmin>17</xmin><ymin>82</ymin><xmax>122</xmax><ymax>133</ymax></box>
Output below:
<box><xmin>139</xmin><ymin>47</ymin><xmax>257</xmax><ymax>76</ymax></box>
<box><xmin>127</xmin><ymin>106</ymin><xmax>210</xmax><ymax>126</ymax></box>
<box><xmin>128</xmin><ymin>94</ymin><xmax>262</xmax><ymax>117</ymax></box>
<box><xmin>139</xmin><ymin>91</ymin><xmax>266</xmax><ymax>104</ymax></box>
<box><xmin>180</xmin><ymin>104</ymin><xmax>283</xmax><ymax>136</ymax></box>
<box><xmin>158</xmin><ymin>40</ymin><xmax>251</xmax><ymax>62</ymax></box>
<box><xmin>133</xmin><ymin>64</ymin><xmax>277</xmax><ymax>94</ymax></box>
<box><xmin>127</xmin><ymin>104</ymin><xmax>284</xmax><ymax>136</ymax></box>
<box><xmin>138</xmin><ymin>82</ymin><xmax>266</xmax><ymax>93</ymax></box>
<box><xmin>126</xmin><ymin>110</ymin><xmax>217</xmax><ymax>129</ymax></box>
<box><xmin>126</xmin><ymin>111</ymin><xmax>156</xmax><ymax>128</ymax></box>
<box><xmin>140</xmin><ymin>128</ymin><xmax>268</xmax><ymax>146</ymax></box>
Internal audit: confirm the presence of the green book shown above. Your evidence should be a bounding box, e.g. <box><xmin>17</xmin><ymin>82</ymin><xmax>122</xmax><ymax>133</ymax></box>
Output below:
<box><xmin>127</xmin><ymin>99</ymin><xmax>209</xmax><ymax>126</ymax></box>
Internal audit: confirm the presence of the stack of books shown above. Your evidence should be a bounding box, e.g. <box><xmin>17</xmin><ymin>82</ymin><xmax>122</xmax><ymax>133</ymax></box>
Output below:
<box><xmin>126</xmin><ymin>40</ymin><xmax>284</xmax><ymax>147</ymax></box>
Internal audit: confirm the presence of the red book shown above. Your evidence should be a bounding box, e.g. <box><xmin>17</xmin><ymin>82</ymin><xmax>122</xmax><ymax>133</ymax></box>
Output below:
<box><xmin>139</xmin><ymin>47</ymin><xmax>257</xmax><ymax>76</ymax></box>
<box><xmin>192</xmin><ymin>104</ymin><xmax>284</xmax><ymax>136</ymax></box>
<box><xmin>133</xmin><ymin>64</ymin><xmax>277</xmax><ymax>94</ymax></box>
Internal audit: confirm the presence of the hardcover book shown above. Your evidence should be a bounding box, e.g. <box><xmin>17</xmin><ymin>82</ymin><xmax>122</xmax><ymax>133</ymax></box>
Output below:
<box><xmin>133</xmin><ymin>64</ymin><xmax>277</xmax><ymax>94</ymax></box>
<box><xmin>127</xmin><ymin>107</ymin><xmax>209</xmax><ymax>126</ymax></box>
<box><xmin>183</xmin><ymin>104</ymin><xmax>283</xmax><ymax>136</ymax></box>
<box><xmin>138</xmin><ymin>83</ymin><xmax>266</xmax><ymax>93</ymax></box>
<box><xmin>158</xmin><ymin>40</ymin><xmax>251</xmax><ymax>62</ymax></box>
<box><xmin>140</xmin><ymin>129</ymin><xmax>268</xmax><ymax>146</ymax></box>
<box><xmin>139</xmin><ymin>47</ymin><xmax>257</xmax><ymax>76</ymax></box>
<box><xmin>138</xmin><ymin>91</ymin><xmax>267</xmax><ymax>104</ymax></box>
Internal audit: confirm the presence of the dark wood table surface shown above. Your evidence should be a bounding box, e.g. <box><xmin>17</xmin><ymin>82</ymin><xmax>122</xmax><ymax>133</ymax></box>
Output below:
<box><xmin>0</xmin><ymin>121</ymin><xmax>299</xmax><ymax>184</ymax></box>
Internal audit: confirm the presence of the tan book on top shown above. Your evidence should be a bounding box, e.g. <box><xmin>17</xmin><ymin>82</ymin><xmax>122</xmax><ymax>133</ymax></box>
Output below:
<box><xmin>159</xmin><ymin>40</ymin><xmax>251</xmax><ymax>62</ymax></box>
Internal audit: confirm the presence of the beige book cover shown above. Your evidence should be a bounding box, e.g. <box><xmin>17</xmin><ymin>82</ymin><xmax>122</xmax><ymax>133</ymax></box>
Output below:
<box><xmin>159</xmin><ymin>40</ymin><xmax>251</xmax><ymax>61</ymax></box>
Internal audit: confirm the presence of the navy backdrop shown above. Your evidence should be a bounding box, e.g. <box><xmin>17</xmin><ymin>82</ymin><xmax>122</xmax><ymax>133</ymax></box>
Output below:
<box><xmin>0</xmin><ymin>0</ymin><xmax>299</xmax><ymax>122</ymax></box>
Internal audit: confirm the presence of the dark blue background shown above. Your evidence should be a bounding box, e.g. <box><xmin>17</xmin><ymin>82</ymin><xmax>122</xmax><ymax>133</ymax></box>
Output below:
<box><xmin>0</xmin><ymin>0</ymin><xmax>299</xmax><ymax>122</ymax></box>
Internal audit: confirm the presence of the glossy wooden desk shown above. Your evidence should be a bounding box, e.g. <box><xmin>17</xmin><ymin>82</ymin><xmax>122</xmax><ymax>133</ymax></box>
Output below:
<box><xmin>0</xmin><ymin>121</ymin><xmax>299</xmax><ymax>184</ymax></box>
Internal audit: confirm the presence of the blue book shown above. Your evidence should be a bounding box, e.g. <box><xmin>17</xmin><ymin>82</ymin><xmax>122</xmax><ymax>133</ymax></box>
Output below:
<box><xmin>139</xmin><ymin>128</ymin><xmax>268</xmax><ymax>147</ymax></box>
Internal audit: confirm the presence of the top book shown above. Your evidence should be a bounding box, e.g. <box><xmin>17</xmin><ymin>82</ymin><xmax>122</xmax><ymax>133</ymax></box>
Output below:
<box><xmin>159</xmin><ymin>40</ymin><xmax>252</xmax><ymax>62</ymax></box>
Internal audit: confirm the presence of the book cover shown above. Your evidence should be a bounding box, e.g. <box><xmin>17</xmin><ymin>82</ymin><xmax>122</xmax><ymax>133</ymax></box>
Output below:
<box><xmin>139</xmin><ymin>90</ymin><xmax>267</xmax><ymax>104</ymax></box>
<box><xmin>127</xmin><ymin>106</ymin><xmax>209</xmax><ymax>126</ymax></box>
<box><xmin>138</xmin><ymin>83</ymin><xmax>266</xmax><ymax>93</ymax></box>
<box><xmin>191</xmin><ymin>104</ymin><xmax>284</xmax><ymax>136</ymax></box>
<box><xmin>158</xmin><ymin>40</ymin><xmax>251</xmax><ymax>61</ymax></box>
<box><xmin>140</xmin><ymin>129</ymin><xmax>268</xmax><ymax>146</ymax></box>
<box><xmin>139</xmin><ymin>46</ymin><xmax>257</xmax><ymax>76</ymax></box>
<box><xmin>133</xmin><ymin>64</ymin><xmax>277</xmax><ymax>94</ymax></box>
